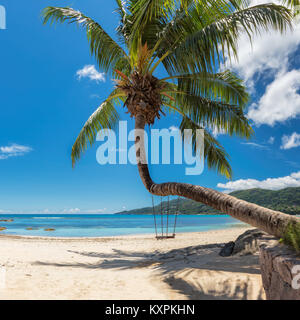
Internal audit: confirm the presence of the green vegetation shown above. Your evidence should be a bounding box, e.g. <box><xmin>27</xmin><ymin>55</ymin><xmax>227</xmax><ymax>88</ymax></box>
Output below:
<box><xmin>42</xmin><ymin>1</ymin><xmax>296</xmax><ymax>180</ymax></box>
<box><xmin>43</xmin><ymin>1</ymin><xmax>300</xmax><ymax>237</ymax></box>
<box><xmin>117</xmin><ymin>187</ymin><xmax>300</xmax><ymax>215</ymax></box>
<box><xmin>280</xmin><ymin>222</ymin><xmax>300</xmax><ymax>254</ymax></box>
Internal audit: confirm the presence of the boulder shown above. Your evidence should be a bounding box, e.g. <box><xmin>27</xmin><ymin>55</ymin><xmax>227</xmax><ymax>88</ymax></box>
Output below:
<box><xmin>219</xmin><ymin>229</ymin><xmax>267</xmax><ymax>257</ymax></box>
<box><xmin>219</xmin><ymin>241</ymin><xmax>235</xmax><ymax>257</ymax></box>
<box><xmin>233</xmin><ymin>229</ymin><xmax>266</xmax><ymax>255</ymax></box>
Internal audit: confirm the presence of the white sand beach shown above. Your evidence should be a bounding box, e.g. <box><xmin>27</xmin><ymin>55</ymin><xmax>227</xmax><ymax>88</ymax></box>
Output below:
<box><xmin>0</xmin><ymin>226</ymin><xmax>265</xmax><ymax>300</ymax></box>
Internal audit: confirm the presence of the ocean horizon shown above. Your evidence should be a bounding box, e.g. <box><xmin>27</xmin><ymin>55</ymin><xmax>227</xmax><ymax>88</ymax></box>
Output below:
<box><xmin>0</xmin><ymin>214</ymin><xmax>247</xmax><ymax>237</ymax></box>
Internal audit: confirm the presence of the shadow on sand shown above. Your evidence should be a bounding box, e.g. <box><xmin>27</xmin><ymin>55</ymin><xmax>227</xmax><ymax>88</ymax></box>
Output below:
<box><xmin>33</xmin><ymin>243</ymin><xmax>264</xmax><ymax>300</ymax></box>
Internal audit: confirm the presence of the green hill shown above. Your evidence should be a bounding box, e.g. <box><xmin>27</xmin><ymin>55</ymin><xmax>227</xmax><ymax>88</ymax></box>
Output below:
<box><xmin>117</xmin><ymin>187</ymin><xmax>300</xmax><ymax>215</ymax></box>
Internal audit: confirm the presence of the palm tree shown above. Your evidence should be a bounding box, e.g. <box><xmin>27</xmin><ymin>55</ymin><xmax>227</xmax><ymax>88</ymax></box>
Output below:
<box><xmin>43</xmin><ymin>0</ymin><xmax>300</xmax><ymax>238</ymax></box>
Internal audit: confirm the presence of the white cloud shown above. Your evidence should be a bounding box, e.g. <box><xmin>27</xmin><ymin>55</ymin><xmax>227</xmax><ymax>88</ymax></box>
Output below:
<box><xmin>0</xmin><ymin>144</ymin><xmax>32</xmax><ymax>160</ymax></box>
<box><xmin>90</xmin><ymin>94</ymin><xmax>100</xmax><ymax>99</ymax></box>
<box><xmin>76</xmin><ymin>65</ymin><xmax>105</xmax><ymax>83</ymax></box>
<box><xmin>212</xmin><ymin>127</ymin><xmax>226</xmax><ymax>138</ymax></box>
<box><xmin>281</xmin><ymin>132</ymin><xmax>300</xmax><ymax>149</ymax></box>
<box><xmin>247</xmin><ymin>70</ymin><xmax>300</xmax><ymax>126</ymax></box>
<box><xmin>228</xmin><ymin>0</ymin><xmax>300</xmax><ymax>86</ymax></box>
<box><xmin>268</xmin><ymin>136</ymin><xmax>275</xmax><ymax>144</ymax></box>
<box><xmin>217</xmin><ymin>171</ymin><xmax>300</xmax><ymax>193</ymax></box>
<box><xmin>84</xmin><ymin>208</ymin><xmax>107</xmax><ymax>213</ymax></box>
<box><xmin>61</xmin><ymin>208</ymin><xmax>109</xmax><ymax>214</ymax></box>
<box><xmin>224</xmin><ymin>0</ymin><xmax>300</xmax><ymax>126</ymax></box>
<box><xmin>62</xmin><ymin>208</ymin><xmax>81</xmax><ymax>214</ymax></box>
<box><xmin>169</xmin><ymin>126</ymin><xmax>179</xmax><ymax>132</ymax></box>
<box><xmin>241</xmin><ymin>142</ymin><xmax>268</xmax><ymax>149</ymax></box>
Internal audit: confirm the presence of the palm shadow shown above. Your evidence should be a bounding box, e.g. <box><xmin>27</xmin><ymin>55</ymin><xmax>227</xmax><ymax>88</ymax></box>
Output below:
<box><xmin>33</xmin><ymin>242</ymin><xmax>263</xmax><ymax>299</ymax></box>
<box><xmin>164</xmin><ymin>275</ymin><xmax>265</xmax><ymax>300</ymax></box>
<box><xmin>35</xmin><ymin>243</ymin><xmax>261</xmax><ymax>274</ymax></box>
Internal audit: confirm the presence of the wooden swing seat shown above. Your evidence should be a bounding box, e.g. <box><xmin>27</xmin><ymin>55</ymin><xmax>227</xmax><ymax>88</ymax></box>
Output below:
<box><xmin>156</xmin><ymin>234</ymin><xmax>176</xmax><ymax>240</ymax></box>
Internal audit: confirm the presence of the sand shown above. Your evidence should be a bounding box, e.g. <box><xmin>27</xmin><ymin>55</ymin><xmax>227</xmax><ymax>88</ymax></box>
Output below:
<box><xmin>0</xmin><ymin>226</ymin><xmax>265</xmax><ymax>300</ymax></box>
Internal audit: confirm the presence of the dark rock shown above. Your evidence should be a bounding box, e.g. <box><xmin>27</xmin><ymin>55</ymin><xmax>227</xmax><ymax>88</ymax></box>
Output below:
<box><xmin>219</xmin><ymin>229</ymin><xmax>267</xmax><ymax>257</ymax></box>
<box><xmin>233</xmin><ymin>229</ymin><xmax>266</xmax><ymax>255</ymax></box>
<box><xmin>219</xmin><ymin>241</ymin><xmax>235</xmax><ymax>257</ymax></box>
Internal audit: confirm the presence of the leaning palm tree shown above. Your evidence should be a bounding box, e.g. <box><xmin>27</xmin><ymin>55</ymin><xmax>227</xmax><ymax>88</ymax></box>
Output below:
<box><xmin>43</xmin><ymin>0</ymin><xmax>300</xmax><ymax>237</ymax></box>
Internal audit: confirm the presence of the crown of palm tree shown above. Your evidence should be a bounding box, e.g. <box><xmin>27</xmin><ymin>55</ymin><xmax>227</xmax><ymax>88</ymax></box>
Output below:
<box><xmin>43</xmin><ymin>0</ymin><xmax>299</xmax><ymax>179</ymax></box>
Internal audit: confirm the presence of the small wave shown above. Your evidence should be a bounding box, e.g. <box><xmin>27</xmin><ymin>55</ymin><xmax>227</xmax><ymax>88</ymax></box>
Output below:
<box><xmin>32</xmin><ymin>217</ymin><xmax>65</xmax><ymax>220</ymax></box>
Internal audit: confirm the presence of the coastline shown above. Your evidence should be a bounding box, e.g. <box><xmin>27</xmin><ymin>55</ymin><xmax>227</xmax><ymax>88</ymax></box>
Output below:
<box><xmin>0</xmin><ymin>222</ymin><xmax>248</xmax><ymax>241</ymax></box>
<box><xmin>0</xmin><ymin>225</ymin><xmax>265</xmax><ymax>300</ymax></box>
<box><xmin>0</xmin><ymin>213</ymin><xmax>247</xmax><ymax>238</ymax></box>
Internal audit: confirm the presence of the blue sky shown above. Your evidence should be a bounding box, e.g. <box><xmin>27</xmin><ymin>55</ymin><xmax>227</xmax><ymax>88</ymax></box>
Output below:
<box><xmin>0</xmin><ymin>0</ymin><xmax>300</xmax><ymax>214</ymax></box>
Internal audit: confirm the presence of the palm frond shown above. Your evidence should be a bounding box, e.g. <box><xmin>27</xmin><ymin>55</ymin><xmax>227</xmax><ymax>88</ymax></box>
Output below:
<box><xmin>178</xmin><ymin>93</ymin><xmax>253</xmax><ymax>138</ymax></box>
<box><xmin>154</xmin><ymin>0</ymin><xmax>241</xmax><ymax>67</ymax></box>
<box><xmin>162</xmin><ymin>4</ymin><xmax>292</xmax><ymax>74</ymax></box>
<box><xmin>161</xmin><ymin>79</ymin><xmax>253</xmax><ymax>139</ymax></box>
<box><xmin>128</xmin><ymin>0</ymin><xmax>177</xmax><ymax>56</ymax></box>
<box><xmin>71</xmin><ymin>92</ymin><xmax>124</xmax><ymax>166</ymax></box>
<box><xmin>42</xmin><ymin>7</ymin><xmax>130</xmax><ymax>74</ymax></box>
<box><xmin>281</xmin><ymin>0</ymin><xmax>300</xmax><ymax>8</ymax></box>
<box><xmin>162</xmin><ymin>70</ymin><xmax>250</xmax><ymax>108</ymax></box>
<box><xmin>165</xmin><ymin>106</ymin><xmax>233</xmax><ymax>179</ymax></box>
<box><xmin>115</xmin><ymin>0</ymin><xmax>127</xmax><ymax>20</ymax></box>
<box><xmin>115</xmin><ymin>0</ymin><xmax>133</xmax><ymax>45</ymax></box>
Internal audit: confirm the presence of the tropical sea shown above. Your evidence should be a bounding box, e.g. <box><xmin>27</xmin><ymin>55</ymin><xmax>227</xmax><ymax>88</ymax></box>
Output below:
<box><xmin>0</xmin><ymin>214</ymin><xmax>248</xmax><ymax>238</ymax></box>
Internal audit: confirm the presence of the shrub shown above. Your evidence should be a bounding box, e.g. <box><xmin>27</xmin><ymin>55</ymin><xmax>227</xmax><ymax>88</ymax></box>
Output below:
<box><xmin>280</xmin><ymin>222</ymin><xmax>300</xmax><ymax>254</ymax></box>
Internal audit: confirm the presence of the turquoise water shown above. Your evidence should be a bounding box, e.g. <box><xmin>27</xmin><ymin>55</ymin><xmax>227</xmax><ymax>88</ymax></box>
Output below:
<box><xmin>0</xmin><ymin>214</ymin><xmax>246</xmax><ymax>237</ymax></box>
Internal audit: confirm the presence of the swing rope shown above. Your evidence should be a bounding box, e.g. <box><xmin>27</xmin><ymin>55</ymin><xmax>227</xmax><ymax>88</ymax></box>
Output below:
<box><xmin>166</xmin><ymin>196</ymin><xmax>169</xmax><ymax>237</ymax></box>
<box><xmin>152</xmin><ymin>195</ymin><xmax>158</xmax><ymax>238</ymax></box>
<box><xmin>161</xmin><ymin>196</ymin><xmax>163</xmax><ymax>237</ymax></box>
<box><xmin>152</xmin><ymin>195</ymin><xmax>180</xmax><ymax>240</ymax></box>
<box><xmin>173</xmin><ymin>196</ymin><xmax>180</xmax><ymax>236</ymax></box>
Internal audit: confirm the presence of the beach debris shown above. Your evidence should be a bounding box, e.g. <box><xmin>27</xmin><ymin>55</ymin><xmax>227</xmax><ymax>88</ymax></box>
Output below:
<box><xmin>44</xmin><ymin>228</ymin><xmax>55</xmax><ymax>231</ymax></box>
<box><xmin>0</xmin><ymin>227</ymin><xmax>7</xmax><ymax>231</ymax></box>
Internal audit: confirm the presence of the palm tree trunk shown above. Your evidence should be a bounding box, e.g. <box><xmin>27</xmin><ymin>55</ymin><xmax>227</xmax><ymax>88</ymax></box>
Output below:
<box><xmin>135</xmin><ymin>113</ymin><xmax>300</xmax><ymax>238</ymax></box>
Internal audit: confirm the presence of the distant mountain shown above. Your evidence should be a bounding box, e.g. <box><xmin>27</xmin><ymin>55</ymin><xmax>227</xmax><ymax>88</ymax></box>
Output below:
<box><xmin>117</xmin><ymin>187</ymin><xmax>300</xmax><ymax>215</ymax></box>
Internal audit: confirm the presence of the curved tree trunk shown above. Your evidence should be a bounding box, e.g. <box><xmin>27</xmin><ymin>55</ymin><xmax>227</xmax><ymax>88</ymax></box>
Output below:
<box><xmin>134</xmin><ymin>113</ymin><xmax>300</xmax><ymax>238</ymax></box>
